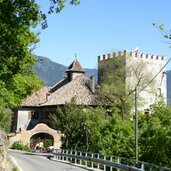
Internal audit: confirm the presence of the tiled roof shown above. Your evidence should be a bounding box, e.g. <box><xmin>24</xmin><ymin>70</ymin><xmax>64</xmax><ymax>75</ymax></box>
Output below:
<box><xmin>22</xmin><ymin>75</ymin><xmax>99</xmax><ymax>107</ymax></box>
<box><xmin>43</xmin><ymin>75</ymin><xmax>99</xmax><ymax>106</ymax></box>
<box><xmin>21</xmin><ymin>87</ymin><xmax>51</xmax><ymax>107</ymax></box>
<box><xmin>65</xmin><ymin>59</ymin><xmax>85</xmax><ymax>73</ymax></box>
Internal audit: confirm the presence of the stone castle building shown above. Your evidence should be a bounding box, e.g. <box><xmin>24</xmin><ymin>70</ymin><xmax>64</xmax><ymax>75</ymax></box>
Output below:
<box><xmin>8</xmin><ymin>51</ymin><xmax>167</xmax><ymax>147</ymax></box>
<box><xmin>98</xmin><ymin>50</ymin><xmax>167</xmax><ymax>111</ymax></box>
<box><xmin>8</xmin><ymin>59</ymin><xmax>98</xmax><ymax>148</ymax></box>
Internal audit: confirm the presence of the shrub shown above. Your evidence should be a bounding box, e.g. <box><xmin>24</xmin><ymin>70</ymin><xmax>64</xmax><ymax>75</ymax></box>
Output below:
<box><xmin>11</xmin><ymin>141</ymin><xmax>32</xmax><ymax>152</ymax></box>
<box><xmin>13</xmin><ymin>166</ymin><xmax>19</xmax><ymax>171</ymax></box>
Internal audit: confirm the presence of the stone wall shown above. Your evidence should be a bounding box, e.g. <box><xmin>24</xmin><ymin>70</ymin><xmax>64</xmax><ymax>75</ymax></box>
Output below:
<box><xmin>0</xmin><ymin>131</ymin><xmax>15</xmax><ymax>171</ymax></box>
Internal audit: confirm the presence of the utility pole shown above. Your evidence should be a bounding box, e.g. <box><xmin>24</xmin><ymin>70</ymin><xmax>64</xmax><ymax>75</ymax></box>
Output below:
<box><xmin>135</xmin><ymin>87</ymin><xmax>138</xmax><ymax>161</ymax></box>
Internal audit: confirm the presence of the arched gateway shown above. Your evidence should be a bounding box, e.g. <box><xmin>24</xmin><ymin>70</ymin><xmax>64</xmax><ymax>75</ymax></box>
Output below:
<box><xmin>8</xmin><ymin>123</ymin><xmax>62</xmax><ymax>148</ymax></box>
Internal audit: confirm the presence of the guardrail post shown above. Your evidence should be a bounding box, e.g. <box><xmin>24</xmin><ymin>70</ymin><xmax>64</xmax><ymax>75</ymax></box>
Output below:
<box><xmin>91</xmin><ymin>154</ymin><xmax>94</xmax><ymax>169</ymax></box>
<box><xmin>117</xmin><ymin>157</ymin><xmax>120</xmax><ymax>171</ymax></box>
<box><xmin>97</xmin><ymin>154</ymin><xmax>100</xmax><ymax>170</ymax></box>
<box><xmin>85</xmin><ymin>153</ymin><xmax>87</xmax><ymax>167</ymax></box>
<box><xmin>70</xmin><ymin>150</ymin><xmax>73</xmax><ymax>163</ymax></box>
<box><xmin>104</xmin><ymin>155</ymin><xmax>106</xmax><ymax>171</ymax></box>
<box><xmin>141</xmin><ymin>163</ymin><xmax>144</xmax><ymax>170</ymax></box>
<box><xmin>57</xmin><ymin>149</ymin><xmax>60</xmax><ymax>160</ymax></box>
<box><xmin>66</xmin><ymin>150</ymin><xmax>68</xmax><ymax>162</ymax></box>
<box><xmin>110</xmin><ymin>156</ymin><xmax>113</xmax><ymax>171</ymax></box>
<box><xmin>54</xmin><ymin>150</ymin><xmax>58</xmax><ymax>160</ymax></box>
<box><xmin>75</xmin><ymin>151</ymin><xmax>77</xmax><ymax>164</ymax></box>
<box><xmin>62</xmin><ymin>150</ymin><xmax>64</xmax><ymax>161</ymax></box>
<box><xmin>80</xmin><ymin>152</ymin><xmax>82</xmax><ymax>165</ymax></box>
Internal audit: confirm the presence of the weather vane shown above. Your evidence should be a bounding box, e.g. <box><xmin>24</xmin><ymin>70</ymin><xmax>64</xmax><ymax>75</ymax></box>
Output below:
<box><xmin>75</xmin><ymin>53</ymin><xmax>77</xmax><ymax>59</ymax></box>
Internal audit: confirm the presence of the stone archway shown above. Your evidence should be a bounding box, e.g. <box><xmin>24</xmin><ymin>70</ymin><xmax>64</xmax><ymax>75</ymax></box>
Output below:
<box><xmin>19</xmin><ymin>123</ymin><xmax>61</xmax><ymax>148</ymax></box>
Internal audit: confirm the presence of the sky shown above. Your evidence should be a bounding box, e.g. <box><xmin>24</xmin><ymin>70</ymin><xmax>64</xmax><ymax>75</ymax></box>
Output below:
<box><xmin>34</xmin><ymin>0</ymin><xmax>171</xmax><ymax>70</ymax></box>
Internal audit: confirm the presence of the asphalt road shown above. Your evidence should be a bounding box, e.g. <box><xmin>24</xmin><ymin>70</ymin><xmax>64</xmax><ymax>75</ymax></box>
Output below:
<box><xmin>8</xmin><ymin>150</ymin><xmax>92</xmax><ymax>171</ymax></box>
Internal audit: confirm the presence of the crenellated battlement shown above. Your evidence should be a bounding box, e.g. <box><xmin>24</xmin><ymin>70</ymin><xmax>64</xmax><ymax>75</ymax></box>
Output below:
<box><xmin>98</xmin><ymin>50</ymin><xmax>165</xmax><ymax>62</ymax></box>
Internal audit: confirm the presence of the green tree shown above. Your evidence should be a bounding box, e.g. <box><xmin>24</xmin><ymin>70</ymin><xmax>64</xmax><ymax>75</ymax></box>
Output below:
<box><xmin>49</xmin><ymin>98</ymin><xmax>135</xmax><ymax>158</ymax></box>
<box><xmin>50</xmin><ymin>98</ymin><xmax>107</xmax><ymax>151</ymax></box>
<box><xmin>50</xmin><ymin>99</ymin><xmax>86</xmax><ymax>150</ymax></box>
<box><xmin>48</xmin><ymin>0</ymin><xmax>80</xmax><ymax>13</ymax></box>
<box><xmin>139</xmin><ymin>103</ymin><xmax>171</xmax><ymax>167</ymax></box>
<box><xmin>0</xmin><ymin>99</ymin><xmax>12</xmax><ymax>132</ymax></box>
<box><xmin>94</xmin><ymin>114</ymin><xmax>134</xmax><ymax>158</ymax></box>
<box><xmin>0</xmin><ymin>0</ymin><xmax>44</xmax><ymax>131</ymax></box>
<box><xmin>99</xmin><ymin>55</ymin><xmax>130</xmax><ymax>120</ymax></box>
<box><xmin>0</xmin><ymin>0</ymin><xmax>80</xmax><ymax>131</ymax></box>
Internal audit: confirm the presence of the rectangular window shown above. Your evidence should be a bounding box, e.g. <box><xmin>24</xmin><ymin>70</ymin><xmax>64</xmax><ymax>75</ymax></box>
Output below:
<box><xmin>28</xmin><ymin>111</ymin><xmax>39</xmax><ymax>120</ymax></box>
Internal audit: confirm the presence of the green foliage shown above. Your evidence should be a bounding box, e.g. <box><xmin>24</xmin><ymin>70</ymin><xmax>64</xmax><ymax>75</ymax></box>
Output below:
<box><xmin>0</xmin><ymin>99</ymin><xmax>12</xmax><ymax>132</ymax></box>
<box><xmin>42</xmin><ymin>139</ymin><xmax>52</xmax><ymax>148</ymax></box>
<box><xmin>11</xmin><ymin>141</ymin><xmax>32</xmax><ymax>152</ymax></box>
<box><xmin>153</xmin><ymin>23</ymin><xmax>171</xmax><ymax>41</ymax></box>
<box><xmin>0</xmin><ymin>0</ymin><xmax>79</xmax><ymax>132</ymax></box>
<box><xmin>13</xmin><ymin>167</ymin><xmax>19</xmax><ymax>171</ymax></box>
<box><xmin>50</xmin><ymin>99</ymin><xmax>134</xmax><ymax>157</ymax></box>
<box><xmin>0</xmin><ymin>0</ymin><xmax>44</xmax><ymax>131</ymax></box>
<box><xmin>50</xmin><ymin>98</ymin><xmax>107</xmax><ymax>152</ymax></box>
<box><xmin>94</xmin><ymin>114</ymin><xmax>134</xmax><ymax>158</ymax></box>
<box><xmin>139</xmin><ymin>104</ymin><xmax>171</xmax><ymax>167</ymax></box>
<box><xmin>48</xmin><ymin>0</ymin><xmax>80</xmax><ymax>14</ymax></box>
<box><xmin>0</xmin><ymin>0</ymin><xmax>79</xmax><ymax>131</ymax></box>
<box><xmin>50</xmin><ymin>98</ymin><xmax>170</xmax><ymax>167</ymax></box>
<box><xmin>98</xmin><ymin>55</ymin><xmax>133</xmax><ymax>119</ymax></box>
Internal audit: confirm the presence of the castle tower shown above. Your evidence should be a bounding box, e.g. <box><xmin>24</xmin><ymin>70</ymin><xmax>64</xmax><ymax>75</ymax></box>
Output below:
<box><xmin>98</xmin><ymin>50</ymin><xmax>167</xmax><ymax>111</ymax></box>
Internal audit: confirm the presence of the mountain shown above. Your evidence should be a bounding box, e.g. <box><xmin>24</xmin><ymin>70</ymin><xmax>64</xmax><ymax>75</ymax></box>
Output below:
<box><xmin>34</xmin><ymin>56</ymin><xmax>171</xmax><ymax>105</ymax></box>
<box><xmin>34</xmin><ymin>56</ymin><xmax>98</xmax><ymax>86</ymax></box>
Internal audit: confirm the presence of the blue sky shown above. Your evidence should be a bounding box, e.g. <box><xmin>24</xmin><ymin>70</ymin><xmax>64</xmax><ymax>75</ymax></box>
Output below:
<box><xmin>34</xmin><ymin>0</ymin><xmax>171</xmax><ymax>70</ymax></box>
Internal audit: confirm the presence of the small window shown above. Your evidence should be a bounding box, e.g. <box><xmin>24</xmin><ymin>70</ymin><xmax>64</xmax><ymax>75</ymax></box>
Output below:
<box><xmin>28</xmin><ymin>111</ymin><xmax>39</xmax><ymax>120</ymax></box>
<box><xmin>158</xmin><ymin>88</ymin><xmax>161</xmax><ymax>96</ymax></box>
<box><xmin>67</xmin><ymin>73</ymin><xmax>72</xmax><ymax>82</ymax></box>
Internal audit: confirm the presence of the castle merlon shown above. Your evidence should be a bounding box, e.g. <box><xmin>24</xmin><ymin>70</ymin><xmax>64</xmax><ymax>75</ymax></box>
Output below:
<box><xmin>98</xmin><ymin>50</ymin><xmax>165</xmax><ymax>61</ymax></box>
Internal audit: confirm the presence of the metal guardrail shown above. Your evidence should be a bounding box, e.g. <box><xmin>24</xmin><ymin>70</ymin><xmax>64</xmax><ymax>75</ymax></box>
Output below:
<box><xmin>51</xmin><ymin>149</ymin><xmax>170</xmax><ymax>171</ymax></box>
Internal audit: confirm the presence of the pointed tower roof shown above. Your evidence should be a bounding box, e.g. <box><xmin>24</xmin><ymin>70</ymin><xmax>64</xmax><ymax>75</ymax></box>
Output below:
<box><xmin>65</xmin><ymin>59</ymin><xmax>85</xmax><ymax>73</ymax></box>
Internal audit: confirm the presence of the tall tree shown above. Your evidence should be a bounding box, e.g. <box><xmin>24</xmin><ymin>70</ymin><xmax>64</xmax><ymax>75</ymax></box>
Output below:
<box><xmin>0</xmin><ymin>0</ymin><xmax>43</xmax><ymax>130</ymax></box>
<box><xmin>50</xmin><ymin>98</ymin><xmax>106</xmax><ymax>152</ymax></box>
<box><xmin>139</xmin><ymin>103</ymin><xmax>171</xmax><ymax>167</ymax></box>
<box><xmin>0</xmin><ymin>0</ymin><xmax>81</xmax><ymax>131</ymax></box>
<box><xmin>94</xmin><ymin>114</ymin><xmax>134</xmax><ymax>158</ymax></box>
<box><xmin>49</xmin><ymin>98</ymin><xmax>135</xmax><ymax>158</ymax></box>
